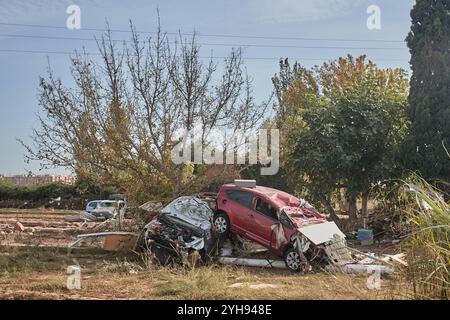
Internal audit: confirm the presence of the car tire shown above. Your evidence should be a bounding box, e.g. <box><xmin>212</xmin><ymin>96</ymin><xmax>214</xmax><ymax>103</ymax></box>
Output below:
<box><xmin>284</xmin><ymin>247</ymin><xmax>302</xmax><ymax>272</ymax></box>
<box><xmin>213</xmin><ymin>213</ymin><xmax>230</xmax><ymax>236</ymax></box>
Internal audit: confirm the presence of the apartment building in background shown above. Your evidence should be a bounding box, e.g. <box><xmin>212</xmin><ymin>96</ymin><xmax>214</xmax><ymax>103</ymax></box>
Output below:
<box><xmin>0</xmin><ymin>174</ymin><xmax>77</xmax><ymax>186</ymax></box>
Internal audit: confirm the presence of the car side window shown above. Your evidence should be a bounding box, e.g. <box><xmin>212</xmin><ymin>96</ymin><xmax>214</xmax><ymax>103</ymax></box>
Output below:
<box><xmin>279</xmin><ymin>212</ymin><xmax>294</xmax><ymax>228</ymax></box>
<box><xmin>225</xmin><ymin>190</ymin><xmax>254</xmax><ymax>209</ymax></box>
<box><xmin>255</xmin><ymin>198</ymin><xmax>278</xmax><ymax>220</ymax></box>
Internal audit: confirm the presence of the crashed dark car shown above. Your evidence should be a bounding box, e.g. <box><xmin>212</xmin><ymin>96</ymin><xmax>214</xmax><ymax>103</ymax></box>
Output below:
<box><xmin>140</xmin><ymin>196</ymin><xmax>216</xmax><ymax>265</ymax></box>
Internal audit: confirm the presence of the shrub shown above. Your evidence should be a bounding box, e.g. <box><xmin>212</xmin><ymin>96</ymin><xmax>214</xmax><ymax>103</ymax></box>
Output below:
<box><xmin>0</xmin><ymin>179</ymin><xmax>115</xmax><ymax>202</ymax></box>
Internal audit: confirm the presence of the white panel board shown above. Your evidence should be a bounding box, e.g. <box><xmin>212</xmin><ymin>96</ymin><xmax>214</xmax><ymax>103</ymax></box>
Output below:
<box><xmin>297</xmin><ymin>221</ymin><xmax>346</xmax><ymax>245</ymax></box>
<box><xmin>234</xmin><ymin>179</ymin><xmax>256</xmax><ymax>188</ymax></box>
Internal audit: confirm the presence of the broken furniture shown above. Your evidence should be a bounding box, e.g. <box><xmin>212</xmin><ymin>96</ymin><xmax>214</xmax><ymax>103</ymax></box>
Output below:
<box><xmin>67</xmin><ymin>231</ymin><xmax>139</xmax><ymax>253</ymax></box>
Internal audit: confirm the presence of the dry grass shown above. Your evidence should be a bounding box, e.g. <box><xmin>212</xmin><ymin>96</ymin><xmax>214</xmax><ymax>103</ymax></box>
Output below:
<box><xmin>0</xmin><ymin>245</ymin><xmax>407</xmax><ymax>300</ymax></box>
<box><xmin>0</xmin><ymin>208</ymin><xmax>412</xmax><ymax>300</ymax></box>
<box><xmin>402</xmin><ymin>177</ymin><xmax>449</xmax><ymax>300</ymax></box>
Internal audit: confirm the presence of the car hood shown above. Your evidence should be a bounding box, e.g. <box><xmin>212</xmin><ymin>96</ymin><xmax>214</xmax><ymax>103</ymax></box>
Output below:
<box><xmin>281</xmin><ymin>204</ymin><xmax>326</xmax><ymax>228</ymax></box>
<box><xmin>297</xmin><ymin>221</ymin><xmax>346</xmax><ymax>245</ymax></box>
<box><xmin>159</xmin><ymin>196</ymin><xmax>213</xmax><ymax>232</ymax></box>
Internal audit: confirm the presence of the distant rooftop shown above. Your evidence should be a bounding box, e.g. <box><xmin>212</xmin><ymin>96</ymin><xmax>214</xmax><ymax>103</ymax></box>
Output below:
<box><xmin>0</xmin><ymin>174</ymin><xmax>77</xmax><ymax>186</ymax></box>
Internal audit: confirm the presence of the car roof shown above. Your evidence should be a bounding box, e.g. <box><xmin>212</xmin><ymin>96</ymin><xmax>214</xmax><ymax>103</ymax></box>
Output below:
<box><xmin>222</xmin><ymin>184</ymin><xmax>301</xmax><ymax>208</ymax></box>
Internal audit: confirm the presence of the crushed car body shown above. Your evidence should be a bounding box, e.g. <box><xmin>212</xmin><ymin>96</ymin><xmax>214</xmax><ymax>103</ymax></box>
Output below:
<box><xmin>140</xmin><ymin>196</ymin><xmax>216</xmax><ymax>265</ymax></box>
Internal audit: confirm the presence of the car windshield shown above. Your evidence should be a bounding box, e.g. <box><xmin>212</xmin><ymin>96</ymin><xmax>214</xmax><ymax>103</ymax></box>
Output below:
<box><xmin>87</xmin><ymin>202</ymin><xmax>98</xmax><ymax>209</ymax></box>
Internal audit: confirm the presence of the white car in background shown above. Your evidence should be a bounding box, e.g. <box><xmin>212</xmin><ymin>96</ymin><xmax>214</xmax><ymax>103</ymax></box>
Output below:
<box><xmin>86</xmin><ymin>200</ymin><xmax>101</xmax><ymax>213</ymax></box>
<box><xmin>86</xmin><ymin>200</ymin><xmax>127</xmax><ymax>219</ymax></box>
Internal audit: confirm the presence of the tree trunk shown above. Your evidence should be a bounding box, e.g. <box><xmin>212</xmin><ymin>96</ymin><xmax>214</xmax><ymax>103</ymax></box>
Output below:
<box><xmin>320</xmin><ymin>196</ymin><xmax>339</xmax><ymax>221</ymax></box>
<box><xmin>325</xmin><ymin>202</ymin><xmax>339</xmax><ymax>221</ymax></box>
<box><xmin>361</xmin><ymin>193</ymin><xmax>369</xmax><ymax>228</ymax></box>
<box><xmin>348</xmin><ymin>197</ymin><xmax>357</xmax><ymax>220</ymax></box>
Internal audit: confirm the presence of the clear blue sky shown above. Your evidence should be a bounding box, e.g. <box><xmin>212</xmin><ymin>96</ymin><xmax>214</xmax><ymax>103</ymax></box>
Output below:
<box><xmin>0</xmin><ymin>0</ymin><xmax>414</xmax><ymax>175</ymax></box>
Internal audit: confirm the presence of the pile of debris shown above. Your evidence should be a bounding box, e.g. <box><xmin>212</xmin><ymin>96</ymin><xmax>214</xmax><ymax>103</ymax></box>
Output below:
<box><xmin>138</xmin><ymin>196</ymin><xmax>216</xmax><ymax>265</ymax></box>
<box><xmin>63</xmin><ymin>199</ymin><xmax>142</xmax><ymax>253</ymax></box>
<box><xmin>65</xmin><ymin>211</ymin><xmax>105</xmax><ymax>222</ymax></box>
<box><xmin>133</xmin><ymin>195</ymin><xmax>360</xmax><ymax>273</ymax></box>
<box><xmin>64</xmin><ymin>180</ymin><xmax>407</xmax><ymax>277</ymax></box>
<box><xmin>366</xmin><ymin>212</ymin><xmax>411</xmax><ymax>243</ymax></box>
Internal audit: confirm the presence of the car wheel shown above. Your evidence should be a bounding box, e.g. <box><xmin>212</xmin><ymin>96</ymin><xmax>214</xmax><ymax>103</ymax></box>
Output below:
<box><xmin>214</xmin><ymin>213</ymin><xmax>230</xmax><ymax>236</ymax></box>
<box><xmin>284</xmin><ymin>247</ymin><xmax>301</xmax><ymax>272</ymax></box>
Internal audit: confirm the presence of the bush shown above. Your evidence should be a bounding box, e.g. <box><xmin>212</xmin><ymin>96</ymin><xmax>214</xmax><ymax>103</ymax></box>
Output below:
<box><xmin>0</xmin><ymin>179</ymin><xmax>116</xmax><ymax>203</ymax></box>
<box><xmin>0</xmin><ymin>180</ymin><xmax>76</xmax><ymax>201</ymax></box>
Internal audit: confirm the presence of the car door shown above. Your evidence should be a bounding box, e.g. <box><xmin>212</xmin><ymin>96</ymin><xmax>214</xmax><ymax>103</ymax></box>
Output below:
<box><xmin>224</xmin><ymin>190</ymin><xmax>254</xmax><ymax>236</ymax></box>
<box><xmin>247</xmin><ymin>197</ymin><xmax>279</xmax><ymax>249</ymax></box>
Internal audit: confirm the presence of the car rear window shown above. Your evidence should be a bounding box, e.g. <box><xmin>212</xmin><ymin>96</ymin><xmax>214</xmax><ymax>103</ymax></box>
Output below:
<box><xmin>225</xmin><ymin>190</ymin><xmax>254</xmax><ymax>209</ymax></box>
<box><xmin>99</xmin><ymin>202</ymin><xmax>115</xmax><ymax>208</ymax></box>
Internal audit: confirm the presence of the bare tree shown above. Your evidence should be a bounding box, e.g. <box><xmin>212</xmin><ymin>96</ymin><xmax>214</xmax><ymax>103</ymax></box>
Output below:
<box><xmin>21</xmin><ymin>20</ymin><xmax>268</xmax><ymax>203</ymax></box>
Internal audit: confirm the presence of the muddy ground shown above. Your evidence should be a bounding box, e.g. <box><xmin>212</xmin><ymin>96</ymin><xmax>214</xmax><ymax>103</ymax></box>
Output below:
<box><xmin>0</xmin><ymin>209</ymin><xmax>410</xmax><ymax>300</ymax></box>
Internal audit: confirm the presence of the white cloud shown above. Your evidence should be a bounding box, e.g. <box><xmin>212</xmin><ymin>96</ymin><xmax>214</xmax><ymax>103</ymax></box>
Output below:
<box><xmin>251</xmin><ymin>0</ymin><xmax>365</xmax><ymax>23</ymax></box>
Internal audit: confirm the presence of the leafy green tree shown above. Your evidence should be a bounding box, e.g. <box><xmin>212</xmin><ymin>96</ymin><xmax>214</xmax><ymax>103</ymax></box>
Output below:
<box><xmin>282</xmin><ymin>55</ymin><xmax>409</xmax><ymax>220</ymax></box>
<box><xmin>402</xmin><ymin>0</ymin><xmax>450</xmax><ymax>181</ymax></box>
<box><xmin>266</xmin><ymin>60</ymin><xmax>319</xmax><ymax>194</ymax></box>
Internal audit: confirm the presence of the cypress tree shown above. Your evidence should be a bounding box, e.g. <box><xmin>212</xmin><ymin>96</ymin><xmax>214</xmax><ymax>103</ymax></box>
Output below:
<box><xmin>403</xmin><ymin>0</ymin><xmax>450</xmax><ymax>181</ymax></box>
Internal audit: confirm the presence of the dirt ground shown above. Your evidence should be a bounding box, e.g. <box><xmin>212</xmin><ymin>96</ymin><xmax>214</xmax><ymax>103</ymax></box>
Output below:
<box><xmin>0</xmin><ymin>209</ymin><xmax>410</xmax><ymax>300</ymax></box>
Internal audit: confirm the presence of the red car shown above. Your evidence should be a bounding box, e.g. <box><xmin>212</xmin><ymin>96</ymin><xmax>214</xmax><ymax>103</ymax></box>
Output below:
<box><xmin>213</xmin><ymin>180</ymin><xmax>345</xmax><ymax>271</ymax></box>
